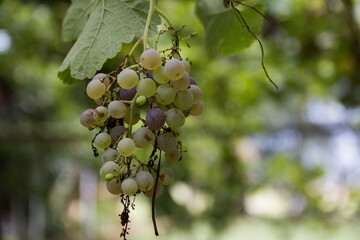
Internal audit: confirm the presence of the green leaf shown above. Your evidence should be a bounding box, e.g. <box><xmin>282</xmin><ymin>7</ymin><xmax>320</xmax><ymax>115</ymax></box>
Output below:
<box><xmin>196</xmin><ymin>0</ymin><xmax>264</xmax><ymax>56</ymax></box>
<box><xmin>58</xmin><ymin>0</ymin><xmax>160</xmax><ymax>82</ymax></box>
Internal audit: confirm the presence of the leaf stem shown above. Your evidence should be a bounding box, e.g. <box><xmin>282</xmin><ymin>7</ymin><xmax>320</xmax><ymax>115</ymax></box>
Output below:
<box><xmin>143</xmin><ymin>0</ymin><xmax>156</xmax><ymax>51</ymax></box>
<box><xmin>155</xmin><ymin>7</ymin><xmax>174</xmax><ymax>28</ymax></box>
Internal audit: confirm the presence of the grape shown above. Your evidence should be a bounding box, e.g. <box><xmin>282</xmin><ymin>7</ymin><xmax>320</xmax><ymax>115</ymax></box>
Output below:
<box><xmin>93</xmin><ymin>73</ymin><xmax>107</xmax><ymax>80</ymax></box>
<box><xmin>101</xmin><ymin>148</ymin><xmax>119</xmax><ymax>163</ymax></box>
<box><xmin>152</xmin><ymin>66</ymin><xmax>169</xmax><ymax>84</ymax></box>
<box><xmin>124</xmin><ymin>106</ymin><xmax>140</xmax><ymax>125</ymax></box>
<box><xmin>164</xmin><ymin>59</ymin><xmax>185</xmax><ymax>81</ymax></box>
<box><xmin>190</xmin><ymin>101</ymin><xmax>204</xmax><ymax>116</ymax></box>
<box><xmin>144</xmin><ymin>181</ymin><xmax>163</xmax><ymax>198</ymax></box>
<box><xmin>181</xmin><ymin>60</ymin><xmax>190</xmax><ymax>73</ymax></box>
<box><xmin>146</xmin><ymin>108</ymin><xmax>166</xmax><ymax>131</ymax></box>
<box><xmin>105</xmin><ymin>173</ymin><xmax>115</xmax><ymax>181</ymax></box>
<box><xmin>94</xmin><ymin>97</ymin><xmax>103</xmax><ymax>106</ymax></box>
<box><xmin>109</xmin><ymin>125</ymin><xmax>127</xmax><ymax>145</ymax></box>
<box><xmin>157</xmin><ymin>132</ymin><xmax>177</xmax><ymax>152</ymax></box>
<box><xmin>120</xmin><ymin>86</ymin><xmax>137</xmax><ymax>100</ymax></box>
<box><xmin>136</xmin><ymin>96</ymin><xmax>147</xmax><ymax>105</ymax></box>
<box><xmin>106</xmin><ymin>180</ymin><xmax>122</xmax><ymax>195</ymax></box>
<box><xmin>137</xmin><ymin>78</ymin><xmax>156</xmax><ymax>97</ymax></box>
<box><xmin>94</xmin><ymin>106</ymin><xmax>109</xmax><ymax>124</ymax></box>
<box><xmin>174</xmin><ymin>89</ymin><xmax>194</xmax><ymax>110</ymax></box>
<box><xmin>132</xmin><ymin>127</ymin><xmax>155</xmax><ymax>148</ymax></box>
<box><xmin>80</xmin><ymin>109</ymin><xmax>96</xmax><ymax>128</ymax></box>
<box><xmin>189</xmin><ymin>76</ymin><xmax>197</xmax><ymax>85</ymax></box>
<box><xmin>117</xmin><ymin>138</ymin><xmax>135</xmax><ymax>156</ymax></box>
<box><xmin>100</xmin><ymin>161</ymin><xmax>121</xmax><ymax>180</ymax></box>
<box><xmin>94</xmin><ymin>132</ymin><xmax>112</xmax><ymax>149</ymax></box>
<box><xmin>155</xmin><ymin>84</ymin><xmax>176</xmax><ymax>105</ymax></box>
<box><xmin>146</xmin><ymin>71</ymin><xmax>154</xmax><ymax>80</ymax></box>
<box><xmin>165</xmin><ymin>148</ymin><xmax>181</xmax><ymax>163</ymax></box>
<box><xmin>140</xmin><ymin>49</ymin><xmax>161</xmax><ymax>70</ymax></box>
<box><xmin>188</xmin><ymin>85</ymin><xmax>203</xmax><ymax>104</ymax></box>
<box><xmin>86</xmin><ymin>79</ymin><xmax>106</xmax><ymax>99</ymax></box>
<box><xmin>159</xmin><ymin>168</ymin><xmax>174</xmax><ymax>185</ymax></box>
<box><xmin>117</xmin><ymin>69</ymin><xmax>138</xmax><ymax>89</ymax></box>
<box><xmin>135</xmin><ymin>171</ymin><xmax>154</xmax><ymax>191</ymax></box>
<box><xmin>121</xmin><ymin>178</ymin><xmax>138</xmax><ymax>195</ymax></box>
<box><xmin>108</xmin><ymin>100</ymin><xmax>126</xmax><ymax>119</ymax></box>
<box><xmin>166</xmin><ymin>108</ymin><xmax>185</xmax><ymax>129</ymax></box>
<box><xmin>171</xmin><ymin>71</ymin><xmax>190</xmax><ymax>91</ymax></box>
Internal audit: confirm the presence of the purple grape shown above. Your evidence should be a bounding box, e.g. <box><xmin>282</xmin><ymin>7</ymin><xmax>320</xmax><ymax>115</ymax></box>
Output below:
<box><xmin>146</xmin><ymin>108</ymin><xmax>166</xmax><ymax>131</ymax></box>
<box><xmin>146</xmin><ymin>71</ymin><xmax>154</xmax><ymax>80</ymax></box>
<box><xmin>189</xmin><ymin>77</ymin><xmax>197</xmax><ymax>85</ymax></box>
<box><xmin>80</xmin><ymin>109</ymin><xmax>96</xmax><ymax>128</ymax></box>
<box><xmin>108</xmin><ymin>118</ymin><xmax>124</xmax><ymax>129</ymax></box>
<box><xmin>109</xmin><ymin>126</ymin><xmax>127</xmax><ymax>145</ymax></box>
<box><xmin>120</xmin><ymin>86</ymin><xmax>137</xmax><ymax>100</ymax></box>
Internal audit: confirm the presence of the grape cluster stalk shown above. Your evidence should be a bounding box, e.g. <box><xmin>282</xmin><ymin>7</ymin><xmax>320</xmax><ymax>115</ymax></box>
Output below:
<box><xmin>79</xmin><ymin>32</ymin><xmax>204</xmax><ymax>238</ymax></box>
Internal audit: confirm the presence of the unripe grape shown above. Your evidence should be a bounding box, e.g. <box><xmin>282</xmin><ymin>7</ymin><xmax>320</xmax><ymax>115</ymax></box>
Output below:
<box><xmin>146</xmin><ymin>108</ymin><xmax>166</xmax><ymax>131</ymax></box>
<box><xmin>101</xmin><ymin>148</ymin><xmax>119</xmax><ymax>163</ymax></box>
<box><xmin>181</xmin><ymin>60</ymin><xmax>190</xmax><ymax>73</ymax></box>
<box><xmin>132</xmin><ymin>127</ymin><xmax>155</xmax><ymax>148</ymax></box>
<box><xmin>117</xmin><ymin>138</ymin><xmax>135</xmax><ymax>156</ymax></box>
<box><xmin>188</xmin><ymin>85</ymin><xmax>203</xmax><ymax>104</ymax></box>
<box><xmin>100</xmin><ymin>161</ymin><xmax>121</xmax><ymax>180</ymax></box>
<box><xmin>80</xmin><ymin>109</ymin><xmax>96</xmax><ymax>128</ymax></box>
<box><xmin>104</xmin><ymin>173</ymin><xmax>115</xmax><ymax>181</ymax></box>
<box><xmin>109</xmin><ymin>125</ymin><xmax>127</xmax><ymax>145</ymax></box>
<box><xmin>86</xmin><ymin>79</ymin><xmax>106</xmax><ymax>99</ymax></box>
<box><xmin>123</xmin><ymin>106</ymin><xmax>140</xmax><ymax>125</ymax></box>
<box><xmin>171</xmin><ymin>71</ymin><xmax>190</xmax><ymax>91</ymax></box>
<box><xmin>157</xmin><ymin>132</ymin><xmax>177</xmax><ymax>152</ymax></box>
<box><xmin>159</xmin><ymin>168</ymin><xmax>174</xmax><ymax>185</ymax></box>
<box><xmin>164</xmin><ymin>59</ymin><xmax>185</xmax><ymax>81</ymax></box>
<box><xmin>190</xmin><ymin>101</ymin><xmax>204</xmax><ymax>116</ymax></box>
<box><xmin>137</xmin><ymin>78</ymin><xmax>156</xmax><ymax>97</ymax></box>
<box><xmin>165</xmin><ymin>148</ymin><xmax>181</xmax><ymax>163</ymax></box>
<box><xmin>140</xmin><ymin>49</ymin><xmax>161</xmax><ymax>70</ymax></box>
<box><xmin>121</xmin><ymin>178</ymin><xmax>138</xmax><ymax>195</ymax></box>
<box><xmin>120</xmin><ymin>86</ymin><xmax>137</xmax><ymax>100</ymax></box>
<box><xmin>155</xmin><ymin>84</ymin><xmax>176</xmax><ymax>105</ymax></box>
<box><xmin>174</xmin><ymin>89</ymin><xmax>194</xmax><ymax>110</ymax></box>
<box><xmin>144</xmin><ymin>181</ymin><xmax>163</xmax><ymax>198</ymax></box>
<box><xmin>136</xmin><ymin>171</ymin><xmax>154</xmax><ymax>191</ymax></box>
<box><xmin>94</xmin><ymin>132</ymin><xmax>112</xmax><ymax>149</ymax></box>
<box><xmin>152</xmin><ymin>66</ymin><xmax>169</xmax><ymax>84</ymax></box>
<box><xmin>136</xmin><ymin>96</ymin><xmax>147</xmax><ymax>105</ymax></box>
<box><xmin>117</xmin><ymin>69</ymin><xmax>138</xmax><ymax>89</ymax></box>
<box><xmin>94</xmin><ymin>106</ymin><xmax>109</xmax><ymax>124</ymax></box>
<box><xmin>166</xmin><ymin>108</ymin><xmax>185</xmax><ymax>129</ymax></box>
<box><xmin>106</xmin><ymin>180</ymin><xmax>122</xmax><ymax>195</ymax></box>
<box><xmin>108</xmin><ymin>100</ymin><xmax>126</xmax><ymax>119</ymax></box>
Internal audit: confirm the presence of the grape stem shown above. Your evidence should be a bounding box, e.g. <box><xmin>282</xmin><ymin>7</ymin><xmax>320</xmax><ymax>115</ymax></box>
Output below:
<box><xmin>155</xmin><ymin>7</ymin><xmax>174</xmax><ymax>28</ymax></box>
<box><xmin>152</xmin><ymin>150</ymin><xmax>161</xmax><ymax>236</ymax></box>
<box><xmin>128</xmin><ymin>93</ymin><xmax>139</xmax><ymax>139</ymax></box>
<box><xmin>143</xmin><ymin>0</ymin><xmax>156</xmax><ymax>51</ymax></box>
<box><xmin>123</xmin><ymin>37</ymin><xmax>143</xmax><ymax>67</ymax></box>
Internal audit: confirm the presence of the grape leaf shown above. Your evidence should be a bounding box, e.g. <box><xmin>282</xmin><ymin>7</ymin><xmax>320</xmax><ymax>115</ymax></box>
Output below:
<box><xmin>195</xmin><ymin>0</ymin><xmax>264</xmax><ymax>56</ymax></box>
<box><xmin>58</xmin><ymin>0</ymin><xmax>160</xmax><ymax>82</ymax></box>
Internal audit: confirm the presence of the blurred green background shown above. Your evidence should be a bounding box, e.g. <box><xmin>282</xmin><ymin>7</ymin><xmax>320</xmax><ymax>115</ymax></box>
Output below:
<box><xmin>1</xmin><ymin>0</ymin><xmax>360</xmax><ymax>239</ymax></box>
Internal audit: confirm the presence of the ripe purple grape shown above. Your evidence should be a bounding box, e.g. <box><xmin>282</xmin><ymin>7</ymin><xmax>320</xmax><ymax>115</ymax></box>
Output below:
<box><xmin>120</xmin><ymin>86</ymin><xmax>137</xmax><ymax>100</ymax></box>
<box><xmin>146</xmin><ymin>108</ymin><xmax>166</xmax><ymax>131</ymax></box>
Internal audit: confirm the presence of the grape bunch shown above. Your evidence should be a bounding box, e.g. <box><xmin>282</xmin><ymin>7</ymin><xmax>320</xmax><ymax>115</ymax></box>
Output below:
<box><xmin>79</xmin><ymin>48</ymin><xmax>203</xmax><ymax>237</ymax></box>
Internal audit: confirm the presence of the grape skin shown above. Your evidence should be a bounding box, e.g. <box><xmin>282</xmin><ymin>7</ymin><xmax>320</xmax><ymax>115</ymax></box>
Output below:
<box><xmin>120</xmin><ymin>86</ymin><xmax>137</xmax><ymax>100</ymax></box>
<box><xmin>117</xmin><ymin>138</ymin><xmax>135</xmax><ymax>156</ymax></box>
<box><xmin>157</xmin><ymin>132</ymin><xmax>177</xmax><ymax>152</ymax></box>
<box><xmin>166</xmin><ymin>108</ymin><xmax>185</xmax><ymax>129</ymax></box>
<box><xmin>190</xmin><ymin>101</ymin><xmax>204</xmax><ymax>116</ymax></box>
<box><xmin>94</xmin><ymin>106</ymin><xmax>109</xmax><ymax>124</ymax></box>
<box><xmin>80</xmin><ymin>109</ymin><xmax>96</xmax><ymax>128</ymax></box>
<box><xmin>188</xmin><ymin>85</ymin><xmax>203</xmax><ymax>104</ymax></box>
<box><xmin>159</xmin><ymin>168</ymin><xmax>174</xmax><ymax>185</ymax></box>
<box><xmin>94</xmin><ymin>132</ymin><xmax>112</xmax><ymax>149</ymax></box>
<box><xmin>140</xmin><ymin>49</ymin><xmax>161</xmax><ymax>70</ymax></box>
<box><xmin>164</xmin><ymin>59</ymin><xmax>185</xmax><ymax>81</ymax></box>
<box><xmin>189</xmin><ymin>76</ymin><xmax>197</xmax><ymax>85</ymax></box>
<box><xmin>137</xmin><ymin>78</ymin><xmax>157</xmax><ymax>97</ymax></box>
<box><xmin>155</xmin><ymin>84</ymin><xmax>176</xmax><ymax>105</ymax></box>
<box><xmin>101</xmin><ymin>148</ymin><xmax>119</xmax><ymax>163</ymax></box>
<box><xmin>135</xmin><ymin>171</ymin><xmax>154</xmax><ymax>191</ymax></box>
<box><xmin>171</xmin><ymin>71</ymin><xmax>190</xmax><ymax>91</ymax></box>
<box><xmin>165</xmin><ymin>148</ymin><xmax>181</xmax><ymax>163</ymax></box>
<box><xmin>152</xmin><ymin>66</ymin><xmax>169</xmax><ymax>84</ymax></box>
<box><xmin>174</xmin><ymin>89</ymin><xmax>194</xmax><ymax>110</ymax></box>
<box><xmin>136</xmin><ymin>96</ymin><xmax>147</xmax><ymax>105</ymax></box>
<box><xmin>181</xmin><ymin>60</ymin><xmax>191</xmax><ymax>73</ymax></box>
<box><xmin>132</xmin><ymin>127</ymin><xmax>155</xmax><ymax>148</ymax></box>
<box><xmin>108</xmin><ymin>100</ymin><xmax>126</xmax><ymax>119</ymax></box>
<box><xmin>117</xmin><ymin>69</ymin><xmax>138</xmax><ymax>89</ymax></box>
<box><xmin>146</xmin><ymin>108</ymin><xmax>166</xmax><ymax>131</ymax></box>
<box><xmin>100</xmin><ymin>161</ymin><xmax>121</xmax><ymax>180</ymax></box>
<box><xmin>109</xmin><ymin>125</ymin><xmax>127</xmax><ymax>145</ymax></box>
<box><xmin>86</xmin><ymin>79</ymin><xmax>106</xmax><ymax>99</ymax></box>
<box><xmin>106</xmin><ymin>180</ymin><xmax>122</xmax><ymax>195</ymax></box>
<box><xmin>144</xmin><ymin>181</ymin><xmax>163</xmax><ymax>198</ymax></box>
<box><xmin>121</xmin><ymin>178</ymin><xmax>138</xmax><ymax>195</ymax></box>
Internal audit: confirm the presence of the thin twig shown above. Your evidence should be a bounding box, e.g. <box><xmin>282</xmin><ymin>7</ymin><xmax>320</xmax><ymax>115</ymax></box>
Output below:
<box><xmin>152</xmin><ymin>150</ymin><xmax>161</xmax><ymax>236</ymax></box>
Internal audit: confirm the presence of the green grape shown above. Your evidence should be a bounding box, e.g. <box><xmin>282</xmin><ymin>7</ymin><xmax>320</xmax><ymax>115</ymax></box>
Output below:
<box><xmin>190</xmin><ymin>101</ymin><xmax>204</xmax><ymax>116</ymax></box>
<box><xmin>106</xmin><ymin>180</ymin><xmax>122</xmax><ymax>195</ymax></box>
<box><xmin>105</xmin><ymin>173</ymin><xmax>115</xmax><ymax>181</ymax></box>
<box><xmin>171</xmin><ymin>71</ymin><xmax>190</xmax><ymax>91</ymax></box>
<box><xmin>117</xmin><ymin>138</ymin><xmax>135</xmax><ymax>156</ymax></box>
<box><xmin>94</xmin><ymin>106</ymin><xmax>109</xmax><ymax>124</ymax></box>
<box><xmin>144</xmin><ymin>181</ymin><xmax>163</xmax><ymax>198</ymax></box>
<box><xmin>152</xmin><ymin>66</ymin><xmax>169</xmax><ymax>84</ymax></box>
<box><xmin>188</xmin><ymin>85</ymin><xmax>203</xmax><ymax>104</ymax></box>
<box><xmin>157</xmin><ymin>132</ymin><xmax>177</xmax><ymax>152</ymax></box>
<box><xmin>117</xmin><ymin>69</ymin><xmax>138</xmax><ymax>89</ymax></box>
<box><xmin>159</xmin><ymin>168</ymin><xmax>174</xmax><ymax>185</ymax></box>
<box><xmin>132</xmin><ymin>127</ymin><xmax>155</xmax><ymax>148</ymax></box>
<box><xmin>164</xmin><ymin>59</ymin><xmax>185</xmax><ymax>81</ymax></box>
<box><xmin>100</xmin><ymin>161</ymin><xmax>121</xmax><ymax>180</ymax></box>
<box><xmin>140</xmin><ymin>48</ymin><xmax>161</xmax><ymax>70</ymax></box>
<box><xmin>166</xmin><ymin>108</ymin><xmax>185</xmax><ymax>129</ymax></box>
<box><xmin>135</xmin><ymin>171</ymin><xmax>154</xmax><ymax>191</ymax></box>
<box><xmin>94</xmin><ymin>132</ymin><xmax>112</xmax><ymax>149</ymax></box>
<box><xmin>101</xmin><ymin>148</ymin><xmax>119</xmax><ymax>163</ymax></box>
<box><xmin>108</xmin><ymin>100</ymin><xmax>126</xmax><ymax>119</ymax></box>
<box><xmin>165</xmin><ymin>148</ymin><xmax>181</xmax><ymax>163</ymax></box>
<box><xmin>86</xmin><ymin>79</ymin><xmax>105</xmax><ymax>99</ymax></box>
<box><xmin>136</xmin><ymin>95</ymin><xmax>147</xmax><ymax>105</ymax></box>
<box><xmin>121</xmin><ymin>178</ymin><xmax>138</xmax><ymax>195</ymax></box>
<box><xmin>137</xmin><ymin>78</ymin><xmax>156</xmax><ymax>97</ymax></box>
<box><xmin>174</xmin><ymin>89</ymin><xmax>194</xmax><ymax>110</ymax></box>
<box><xmin>155</xmin><ymin>84</ymin><xmax>176</xmax><ymax>105</ymax></box>
<box><xmin>181</xmin><ymin>60</ymin><xmax>191</xmax><ymax>73</ymax></box>
<box><xmin>123</xmin><ymin>105</ymin><xmax>140</xmax><ymax>125</ymax></box>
